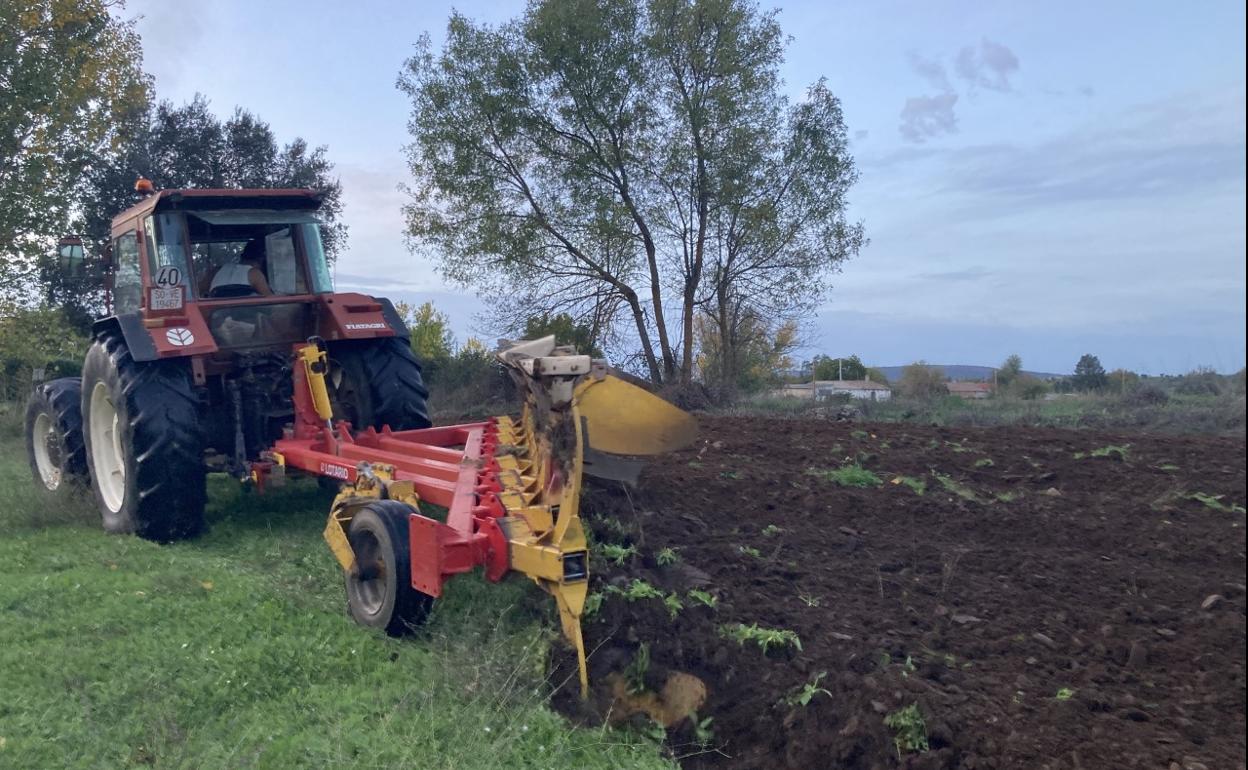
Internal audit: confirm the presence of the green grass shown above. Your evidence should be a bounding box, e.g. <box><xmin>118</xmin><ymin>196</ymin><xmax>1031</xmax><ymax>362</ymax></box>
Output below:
<box><xmin>718</xmin><ymin>623</ymin><xmax>801</xmax><ymax>655</ymax></box>
<box><xmin>1073</xmin><ymin>444</ymin><xmax>1130</xmax><ymax>460</ymax></box>
<box><xmin>1188</xmin><ymin>492</ymin><xmax>1248</xmax><ymax>514</ymax></box>
<box><xmin>931</xmin><ymin>471</ymin><xmax>982</xmax><ymax>503</ymax></box>
<box><xmin>806</xmin><ymin>464</ymin><xmax>883</xmax><ymax>488</ymax></box>
<box><xmin>891</xmin><ymin>476</ymin><xmax>927</xmax><ymax>495</ymax></box>
<box><xmin>0</xmin><ymin>432</ymin><xmax>671</xmax><ymax>770</ymax></box>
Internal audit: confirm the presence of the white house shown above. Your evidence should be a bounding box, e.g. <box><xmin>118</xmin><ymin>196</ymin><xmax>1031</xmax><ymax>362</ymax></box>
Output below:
<box><xmin>774</xmin><ymin>380</ymin><xmax>893</xmax><ymax>401</ymax></box>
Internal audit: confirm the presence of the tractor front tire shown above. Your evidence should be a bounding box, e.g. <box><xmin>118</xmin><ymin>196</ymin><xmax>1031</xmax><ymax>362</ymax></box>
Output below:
<box><xmin>81</xmin><ymin>332</ymin><xmax>206</xmax><ymax>541</ymax></box>
<box><xmin>327</xmin><ymin>337</ymin><xmax>431</xmax><ymax>432</ymax></box>
<box><xmin>24</xmin><ymin>377</ymin><xmax>88</xmax><ymax>496</ymax></box>
<box><xmin>344</xmin><ymin>501</ymin><xmax>433</xmax><ymax>635</ymax></box>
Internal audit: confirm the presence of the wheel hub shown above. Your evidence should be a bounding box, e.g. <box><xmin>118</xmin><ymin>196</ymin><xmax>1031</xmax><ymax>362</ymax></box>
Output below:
<box><xmin>89</xmin><ymin>382</ymin><xmax>126</xmax><ymax>513</ymax></box>
<box><xmin>32</xmin><ymin>412</ymin><xmax>62</xmax><ymax>490</ymax></box>
<box><xmin>349</xmin><ymin>532</ymin><xmax>387</xmax><ymax>616</ymax></box>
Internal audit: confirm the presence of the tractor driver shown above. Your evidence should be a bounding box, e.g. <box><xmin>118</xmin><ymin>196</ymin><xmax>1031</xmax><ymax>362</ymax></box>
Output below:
<box><xmin>207</xmin><ymin>238</ymin><xmax>274</xmax><ymax>297</ymax></box>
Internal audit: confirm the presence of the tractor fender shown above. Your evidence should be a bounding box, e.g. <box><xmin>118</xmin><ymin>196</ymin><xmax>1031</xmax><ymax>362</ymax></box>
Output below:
<box><xmin>375</xmin><ymin>297</ymin><xmax>410</xmax><ymax>341</ymax></box>
<box><xmin>93</xmin><ymin>315</ymin><xmax>159</xmax><ymax>361</ymax></box>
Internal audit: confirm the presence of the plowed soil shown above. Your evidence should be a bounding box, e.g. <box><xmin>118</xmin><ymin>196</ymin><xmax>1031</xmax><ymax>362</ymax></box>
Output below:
<box><xmin>554</xmin><ymin>417</ymin><xmax>1247</xmax><ymax>770</ymax></box>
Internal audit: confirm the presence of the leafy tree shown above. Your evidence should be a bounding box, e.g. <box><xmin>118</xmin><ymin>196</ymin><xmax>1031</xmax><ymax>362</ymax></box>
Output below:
<box><xmin>0</xmin><ymin>301</ymin><xmax>91</xmax><ymax>398</ymax></box>
<box><xmin>811</xmin><ymin>354</ymin><xmax>866</xmax><ymax>381</ymax></box>
<box><xmin>522</xmin><ymin>313</ymin><xmax>603</xmax><ymax>358</ymax></box>
<box><xmin>36</xmin><ymin>95</ymin><xmax>349</xmax><ymax>322</ymax></box>
<box><xmin>398</xmin><ymin>0</ymin><xmax>862</xmax><ymax>386</ymax></box>
<box><xmin>697</xmin><ymin>312</ymin><xmax>796</xmax><ymax>395</ymax></box>
<box><xmin>1071</xmin><ymin>354</ymin><xmax>1108</xmax><ymax>392</ymax></box>
<box><xmin>396</xmin><ymin>301</ymin><xmax>455</xmax><ymax>368</ymax></box>
<box><xmin>897</xmin><ymin>361</ymin><xmax>947</xmax><ymax>400</ymax></box>
<box><xmin>1</xmin><ymin>0</ymin><xmax>148</xmax><ymax>300</ymax></box>
<box><xmin>77</xmin><ymin>95</ymin><xmax>347</xmax><ymax>257</ymax></box>
<box><xmin>997</xmin><ymin>354</ymin><xmax>1023</xmax><ymax>387</ymax></box>
<box><xmin>1009</xmin><ymin>374</ymin><xmax>1050</xmax><ymax>401</ymax></box>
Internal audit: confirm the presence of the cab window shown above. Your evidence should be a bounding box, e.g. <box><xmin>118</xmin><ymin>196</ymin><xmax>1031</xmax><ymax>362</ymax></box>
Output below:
<box><xmin>184</xmin><ymin>210</ymin><xmax>320</xmax><ymax>299</ymax></box>
<box><xmin>144</xmin><ymin>214</ymin><xmax>192</xmax><ymax>290</ymax></box>
<box><xmin>113</xmin><ymin>232</ymin><xmax>141</xmax><ymax>315</ymax></box>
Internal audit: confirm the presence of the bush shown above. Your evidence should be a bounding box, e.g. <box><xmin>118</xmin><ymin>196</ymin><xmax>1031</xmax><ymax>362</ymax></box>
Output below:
<box><xmin>425</xmin><ymin>342</ymin><xmax>514</xmax><ymax>418</ymax></box>
<box><xmin>897</xmin><ymin>362</ymin><xmax>947</xmax><ymax>400</ymax></box>
<box><xmin>0</xmin><ymin>305</ymin><xmax>91</xmax><ymax>401</ymax></box>
<box><xmin>1122</xmin><ymin>384</ymin><xmax>1168</xmax><ymax>406</ymax></box>
<box><xmin>1175</xmin><ymin>369</ymin><xmax>1223</xmax><ymax>396</ymax></box>
<box><xmin>1008</xmin><ymin>374</ymin><xmax>1050</xmax><ymax>401</ymax></box>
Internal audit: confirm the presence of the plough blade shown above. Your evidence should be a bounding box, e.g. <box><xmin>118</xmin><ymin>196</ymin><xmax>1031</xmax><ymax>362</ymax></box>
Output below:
<box><xmin>577</xmin><ymin>374</ymin><xmax>698</xmax><ymax>456</ymax></box>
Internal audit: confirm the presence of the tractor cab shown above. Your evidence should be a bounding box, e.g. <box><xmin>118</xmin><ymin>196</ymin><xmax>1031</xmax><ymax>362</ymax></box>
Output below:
<box><xmin>107</xmin><ymin>187</ymin><xmax>346</xmax><ymax>354</ymax></box>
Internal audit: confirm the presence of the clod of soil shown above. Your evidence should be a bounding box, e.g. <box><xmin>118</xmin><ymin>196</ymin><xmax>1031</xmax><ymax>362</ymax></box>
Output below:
<box><xmin>553</xmin><ymin>417</ymin><xmax>1247</xmax><ymax>770</ymax></box>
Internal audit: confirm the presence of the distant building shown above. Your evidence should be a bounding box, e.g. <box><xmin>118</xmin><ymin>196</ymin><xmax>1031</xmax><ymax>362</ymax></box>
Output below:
<box><xmin>946</xmin><ymin>381</ymin><xmax>993</xmax><ymax>400</ymax></box>
<box><xmin>774</xmin><ymin>380</ymin><xmax>893</xmax><ymax>401</ymax></box>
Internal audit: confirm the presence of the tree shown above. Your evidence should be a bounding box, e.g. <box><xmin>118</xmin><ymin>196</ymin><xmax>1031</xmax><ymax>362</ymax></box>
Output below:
<box><xmin>37</xmin><ymin>94</ymin><xmax>350</xmax><ymax>323</ymax></box>
<box><xmin>1071</xmin><ymin>354</ymin><xmax>1108</xmax><ymax>392</ymax></box>
<box><xmin>1009</xmin><ymin>374</ymin><xmax>1050</xmax><ymax>401</ymax></box>
<box><xmin>997</xmin><ymin>354</ymin><xmax>1023</xmax><ymax>387</ymax></box>
<box><xmin>696</xmin><ymin>311</ymin><xmax>796</xmax><ymax>395</ymax></box>
<box><xmin>90</xmin><ymin>96</ymin><xmax>346</xmax><ymax>252</ymax></box>
<box><xmin>396</xmin><ymin>301</ymin><xmax>455</xmax><ymax>367</ymax></box>
<box><xmin>811</xmin><ymin>354</ymin><xmax>866</xmax><ymax>381</ymax></box>
<box><xmin>897</xmin><ymin>361</ymin><xmax>947</xmax><ymax>400</ymax></box>
<box><xmin>1</xmin><ymin>0</ymin><xmax>149</xmax><ymax>299</ymax></box>
<box><xmin>0</xmin><ymin>301</ymin><xmax>90</xmax><ymax>398</ymax></box>
<box><xmin>398</xmin><ymin>0</ymin><xmax>862</xmax><ymax>386</ymax></box>
<box><xmin>522</xmin><ymin>313</ymin><xmax>603</xmax><ymax>358</ymax></box>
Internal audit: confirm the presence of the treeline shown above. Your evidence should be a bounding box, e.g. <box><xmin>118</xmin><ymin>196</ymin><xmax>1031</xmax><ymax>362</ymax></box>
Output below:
<box><xmin>2</xmin><ymin>1</ymin><xmax>344</xmax><ymax>330</ymax></box>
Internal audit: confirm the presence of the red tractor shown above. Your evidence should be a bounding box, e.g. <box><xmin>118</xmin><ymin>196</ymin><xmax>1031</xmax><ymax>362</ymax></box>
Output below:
<box><xmin>24</xmin><ymin>183</ymin><xmax>430</xmax><ymax>540</ymax></box>
<box><xmin>23</xmin><ymin>183</ymin><xmax>702</xmax><ymax>697</ymax></box>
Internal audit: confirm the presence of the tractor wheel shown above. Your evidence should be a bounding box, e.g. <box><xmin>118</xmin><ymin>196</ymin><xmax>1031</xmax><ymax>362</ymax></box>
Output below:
<box><xmin>344</xmin><ymin>500</ymin><xmax>433</xmax><ymax>635</ymax></box>
<box><xmin>24</xmin><ymin>377</ymin><xmax>88</xmax><ymax>496</ymax></box>
<box><xmin>81</xmin><ymin>331</ymin><xmax>206</xmax><ymax>541</ymax></box>
<box><xmin>326</xmin><ymin>337</ymin><xmax>431</xmax><ymax>431</ymax></box>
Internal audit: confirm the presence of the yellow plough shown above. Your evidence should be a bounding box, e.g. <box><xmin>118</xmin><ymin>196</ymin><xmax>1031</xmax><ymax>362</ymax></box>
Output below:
<box><xmin>261</xmin><ymin>336</ymin><xmax>696</xmax><ymax>696</ymax></box>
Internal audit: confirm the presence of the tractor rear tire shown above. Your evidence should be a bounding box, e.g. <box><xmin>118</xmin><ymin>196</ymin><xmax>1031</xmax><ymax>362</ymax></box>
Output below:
<box><xmin>327</xmin><ymin>337</ymin><xmax>431</xmax><ymax>431</ymax></box>
<box><xmin>24</xmin><ymin>377</ymin><xmax>88</xmax><ymax>496</ymax></box>
<box><xmin>344</xmin><ymin>500</ymin><xmax>433</xmax><ymax>635</ymax></box>
<box><xmin>81</xmin><ymin>331</ymin><xmax>206</xmax><ymax>541</ymax></box>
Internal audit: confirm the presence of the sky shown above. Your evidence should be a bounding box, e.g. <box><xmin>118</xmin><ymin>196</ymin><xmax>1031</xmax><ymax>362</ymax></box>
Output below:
<box><xmin>123</xmin><ymin>0</ymin><xmax>1246</xmax><ymax>375</ymax></box>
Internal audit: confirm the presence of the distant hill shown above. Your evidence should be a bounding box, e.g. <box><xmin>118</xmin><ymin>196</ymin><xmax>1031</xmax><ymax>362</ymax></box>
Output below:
<box><xmin>874</xmin><ymin>364</ymin><xmax>1066</xmax><ymax>383</ymax></box>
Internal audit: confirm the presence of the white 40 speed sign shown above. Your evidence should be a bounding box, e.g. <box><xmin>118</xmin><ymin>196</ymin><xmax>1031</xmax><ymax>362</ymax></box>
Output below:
<box><xmin>149</xmin><ymin>265</ymin><xmax>185</xmax><ymax>311</ymax></box>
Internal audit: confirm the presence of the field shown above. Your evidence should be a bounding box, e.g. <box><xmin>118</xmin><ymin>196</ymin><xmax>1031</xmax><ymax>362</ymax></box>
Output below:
<box><xmin>3</xmin><ymin>408</ymin><xmax>1245</xmax><ymax>770</ymax></box>
<box><xmin>561</xmin><ymin>417</ymin><xmax>1247</xmax><ymax>769</ymax></box>
<box><xmin>0</xmin><ymin>420</ymin><xmax>671</xmax><ymax>770</ymax></box>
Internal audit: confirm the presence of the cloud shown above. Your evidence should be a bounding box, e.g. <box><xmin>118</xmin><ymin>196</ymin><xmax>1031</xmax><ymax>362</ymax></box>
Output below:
<box><xmin>937</xmin><ymin>88</ymin><xmax>1246</xmax><ymax>208</ymax></box>
<box><xmin>907</xmin><ymin>52</ymin><xmax>951</xmax><ymax>91</ymax></box>
<box><xmin>955</xmin><ymin>38</ymin><xmax>1020</xmax><ymax>92</ymax></box>
<box><xmin>854</xmin><ymin>129</ymin><xmax>870</xmax><ymax>141</ymax></box>
<box><xmin>898</xmin><ymin>41</ymin><xmax>1017</xmax><ymax>143</ymax></box>
<box><xmin>899</xmin><ymin>93</ymin><xmax>959</xmax><ymax>143</ymax></box>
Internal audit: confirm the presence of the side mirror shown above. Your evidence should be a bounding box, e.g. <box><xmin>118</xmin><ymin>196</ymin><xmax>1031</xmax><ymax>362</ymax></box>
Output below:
<box><xmin>56</xmin><ymin>236</ymin><xmax>86</xmax><ymax>278</ymax></box>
